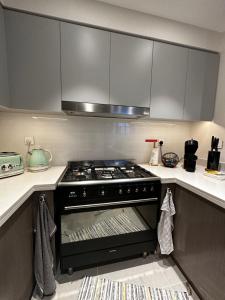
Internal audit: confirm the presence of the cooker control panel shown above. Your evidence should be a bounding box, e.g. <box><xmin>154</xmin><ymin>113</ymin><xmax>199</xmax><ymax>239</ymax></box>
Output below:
<box><xmin>56</xmin><ymin>180</ymin><xmax>161</xmax><ymax>211</ymax></box>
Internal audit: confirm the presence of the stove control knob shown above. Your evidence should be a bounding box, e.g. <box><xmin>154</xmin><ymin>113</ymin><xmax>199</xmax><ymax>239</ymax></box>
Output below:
<box><xmin>101</xmin><ymin>190</ymin><xmax>105</xmax><ymax>196</ymax></box>
<box><xmin>143</xmin><ymin>187</ymin><xmax>147</xmax><ymax>192</ymax></box>
<box><xmin>8</xmin><ymin>164</ymin><xmax>13</xmax><ymax>170</ymax></box>
<box><xmin>135</xmin><ymin>188</ymin><xmax>139</xmax><ymax>193</ymax></box>
<box><xmin>118</xmin><ymin>188</ymin><xmax>123</xmax><ymax>195</ymax></box>
<box><xmin>150</xmin><ymin>185</ymin><xmax>154</xmax><ymax>192</ymax></box>
<box><xmin>69</xmin><ymin>191</ymin><xmax>77</xmax><ymax>198</ymax></box>
<box><xmin>82</xmin><ymin>189</ymin><xmax>87</xmax><ymax>197</ymax></box>
<box><xmin>127</xmin><ymin>188</ymin><xmax>131</xmax><ymax>194</ymax></box>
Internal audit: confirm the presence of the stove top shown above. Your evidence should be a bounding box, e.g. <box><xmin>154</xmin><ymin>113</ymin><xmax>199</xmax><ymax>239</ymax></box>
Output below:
<box><xmin>59</xmin><ymin>160</ymin><xmax>158</xmax><ymax>186</ymax></box>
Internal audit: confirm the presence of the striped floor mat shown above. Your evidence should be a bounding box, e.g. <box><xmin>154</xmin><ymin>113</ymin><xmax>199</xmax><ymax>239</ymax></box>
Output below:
<box><xmin>78</xmin><ymin>276</ymin><xmax>189</xmax><ymax>300</ymax></box>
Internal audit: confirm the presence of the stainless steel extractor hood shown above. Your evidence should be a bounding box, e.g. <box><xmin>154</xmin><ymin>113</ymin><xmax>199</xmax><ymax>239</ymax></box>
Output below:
<box><xmin>62</xmin><ymin>101</ymin><xmax>150</xmax><ymax>119</ymax></box>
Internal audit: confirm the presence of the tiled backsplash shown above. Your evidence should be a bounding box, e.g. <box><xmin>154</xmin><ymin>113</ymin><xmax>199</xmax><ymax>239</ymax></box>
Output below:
<box><xmin>0</xmin><ymin>112</ymin><xmax>192</xmax><ymax>166</ymax></box>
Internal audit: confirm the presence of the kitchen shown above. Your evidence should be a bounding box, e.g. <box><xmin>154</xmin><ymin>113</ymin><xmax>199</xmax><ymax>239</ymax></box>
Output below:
<box><xmin>0</xmin><ymin>0</ymin><xmax>225</xmax><ymax>299</ymax></box>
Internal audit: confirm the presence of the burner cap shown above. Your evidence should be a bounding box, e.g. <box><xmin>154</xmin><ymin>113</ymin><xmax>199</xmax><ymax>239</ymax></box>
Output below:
<box><xmin>76</xmin><ymin>175</ymin><xmax>88</xmax><ymax>180</ymax></box>
<box><xmin>75</xmin><ymin>171</ymin><xmax>86</xmax><ymax>176</ymax></box>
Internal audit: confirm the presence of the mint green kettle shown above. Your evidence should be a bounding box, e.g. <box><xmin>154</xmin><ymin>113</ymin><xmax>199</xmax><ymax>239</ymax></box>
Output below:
<box><xmin>27</xmin><ymin>147</ymin><xmax>52</xmax><ymax>172</ymax></box>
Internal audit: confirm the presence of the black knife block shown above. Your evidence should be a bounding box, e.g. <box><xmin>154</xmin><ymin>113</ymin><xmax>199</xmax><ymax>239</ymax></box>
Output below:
<box><xmin>207</xmin><ymin>151</ymin><xmax>220</xmax><ymax>171</ymax></box>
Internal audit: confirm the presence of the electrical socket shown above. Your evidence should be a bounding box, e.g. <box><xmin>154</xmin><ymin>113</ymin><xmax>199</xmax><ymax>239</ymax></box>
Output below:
<box><xmin>157</xmin><ymin>138</ymin><xmax>165</xmax><ymax>144</ymax></box>
<box><xmin>24</xmin><ymin>136</ymin><xmax>35</xmax><ymax>146</ymax></box>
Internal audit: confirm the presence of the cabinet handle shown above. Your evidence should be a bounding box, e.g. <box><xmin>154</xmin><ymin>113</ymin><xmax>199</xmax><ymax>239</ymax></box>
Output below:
<box><xmin>40</xmin><ymin>194</ymin><xmax>46</xmax><ymax>202</ymax></box>
<box><xmin>64</xmin><ymin>197</ymin><xmax>158</xmax><ymax>211</ymax></box>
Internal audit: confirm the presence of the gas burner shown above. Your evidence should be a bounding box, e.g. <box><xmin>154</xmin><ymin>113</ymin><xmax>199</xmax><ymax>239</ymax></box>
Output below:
<box><xmin>95</xmin><ymin>167</ymin><xmax>126</xmax><ymax>180</ymax></box>
<box><xmin>63</xmin><ymin>167</ymin><xmax>93</xmax><ymax>182</ymax></box>
<box><xmin>75</xmin><ymin>172</ymin><xmax>85</xmax><ymax>176</ymax></box>
<box><xmin>75</xmin><ymin>175</ymin><xmax>87</xmax><ymax>181</ymax></box>
<box><xmin>121</xmin><ymin>166</ymin><xmax>149</xmax><ymax>178</ymax></box>
<box><xmin>72</xmin><ymin>168</ymin><xmax>92</xmax><ymax>175</ymax></box>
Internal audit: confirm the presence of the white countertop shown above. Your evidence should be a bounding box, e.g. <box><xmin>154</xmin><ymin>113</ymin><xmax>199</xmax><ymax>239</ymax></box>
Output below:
<box><xmin>1</xmin><ymin>163</ymin><xmax>225</xmax><ymax>229</ymax></box>
<box><xmin>0</xmin><ymin>166</ymin><xmax>66</xmax><ymax>227</ymax></box>
<box><xmin>139</xmin><ymin>164</ymin><xmax>225</xmax><ymax>209</ymax></box>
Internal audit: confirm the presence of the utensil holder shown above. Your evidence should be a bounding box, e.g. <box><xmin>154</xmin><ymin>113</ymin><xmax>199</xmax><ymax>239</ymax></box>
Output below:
<box><xmin>207</xmin><ymin>151</ymin><xmax>220</xmax><ymax>171</ymax></box>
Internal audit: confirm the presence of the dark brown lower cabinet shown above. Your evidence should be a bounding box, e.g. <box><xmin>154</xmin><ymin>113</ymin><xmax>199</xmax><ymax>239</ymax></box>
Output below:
<box><xmin>0</xmin><ymin>191</ymin><xmax>54</xmax><ymax>300</ymax></box>
<box><xmin>172</xmin><ymin>186</ymin><xmax>225</xmax><ymax>300</ymax></box>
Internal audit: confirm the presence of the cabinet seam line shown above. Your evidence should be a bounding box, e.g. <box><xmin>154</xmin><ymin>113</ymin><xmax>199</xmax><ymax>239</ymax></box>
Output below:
<box><xmin>59</xmin><ymin>22</ymin><xmax>63</xmax><ymax>106</ymax></box>
<box><xmin>149</xmin><ymin>41</ymin><xmax>155</xmax><ymax>111</ymax></box>
<box><xmin>109</xmin><ymin>32</ymin><xmax>111</xmax><ymax>104</ymax></box>
<box><xmin>183</xmin><ymin>49</ymin><xmax>189</xmax><ymax>120</ymax></box>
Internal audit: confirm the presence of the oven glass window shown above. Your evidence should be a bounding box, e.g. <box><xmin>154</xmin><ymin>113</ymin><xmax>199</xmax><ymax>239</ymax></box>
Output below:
<box><xmin>61</xmin><ymin>204</ymin><xmax>157</xmax><ymax>244</ymax></box>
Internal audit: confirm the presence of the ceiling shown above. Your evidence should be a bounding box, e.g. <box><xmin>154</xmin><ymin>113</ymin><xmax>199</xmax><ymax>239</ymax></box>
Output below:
<box><xmin>97</xmin><ymin>0</ymin><xmax>225</xmax><ymax>32</ymax></box>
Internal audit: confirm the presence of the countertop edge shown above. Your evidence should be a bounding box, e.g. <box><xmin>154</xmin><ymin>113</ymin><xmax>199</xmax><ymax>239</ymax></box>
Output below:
<box><xmin>0</xmin><ymin>166</ymin><xmax>66</xmax><ymax>228</ymax></box>
<box><xmin>0</xmin><ymin>187</ymin><xmax>34</xmax><ymax>228</ymax></box>
<box><xmin>160</xmin><ymin>177</ymin><xmax>225</xmax><ymax>209</ymax></box>
<box><xmin>176</xmin><ymin>179</ymin><xmax>225</xmax><ymax>209</ymax></box>
<box><xmin>1</xmin><ymin>164</ymin><xmax>225</xmax><ymax>228</ymax></box>
<box><xmin>0</xmin><ymin>183</ymin><xmax>58</xmax><ymax>228</ymax></box>
<box><xmin>140</xmin><ymin>164</ymin><xmax>225</xmax><ymax>209</ymax></box>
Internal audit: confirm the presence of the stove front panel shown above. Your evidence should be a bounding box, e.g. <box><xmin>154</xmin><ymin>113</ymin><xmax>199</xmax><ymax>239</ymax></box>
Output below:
<box><xmin>56</xmin><ymin>180</ymin><xmax>161</xmax><ymax>213</ymax></box>
<box><xmin>55</xmin><ymin>172</ymin><xmax>161</xmax><ymax>273</ymax></box>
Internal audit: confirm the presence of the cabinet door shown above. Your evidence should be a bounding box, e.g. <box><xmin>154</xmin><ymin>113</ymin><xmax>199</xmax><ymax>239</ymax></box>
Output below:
<box><xmin>61</xmin><ymin>23</ymin><xmax>110</xmax><ymax>104</ymax></box>
<box><xmin>0</xmin><ymin>6</ymin><xmax>9</xmax><ymax>107</ymax></box>
<box><xmin>0</xmin><ymin>191</ymin><xmax>55</xmax><ymax>300</ymax></box>
<box><xmin>0</xmin><ymin>197</ymin><xmax>33</xmax><ymax>300</ymax></box>
<box><xmin>184</xmin><ymin>49</ymin><xmax>219</xmax><ymax>121</ymax></box>
<box><xmin>110</xmin><ymin>33</ymin><xmax>153</xmax><ymax>107</ymax></box>
<box><xmin>150</xmin><ymin>42</ymin><xmax>188</xmax><ymax>120</ymax></box>
<box><xmin>173</xmin><ymin>186</ymin><xmax>225</xmax><ymax>300</ymax></box>
<box><xmin>5</xmin><ymin>10</ymin><xmax>61</xmax><ymax>112</ymax></box>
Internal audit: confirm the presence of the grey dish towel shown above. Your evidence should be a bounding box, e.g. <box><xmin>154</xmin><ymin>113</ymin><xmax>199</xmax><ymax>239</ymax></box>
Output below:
<box><xmin>34</xmin><ymin>196</ymin><xmax>57</xmax><ymax>298</ymax></box>
<box><xmin>158</xmin><ymin>188</ymin><xmax>176</xmax><ymax>255</ymax></box>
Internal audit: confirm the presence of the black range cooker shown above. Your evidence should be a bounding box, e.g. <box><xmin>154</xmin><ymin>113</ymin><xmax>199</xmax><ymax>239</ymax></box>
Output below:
<box><xmin>55</xmin><ymin>160</ymin><xmax>161</xmax><ymax>274</ymax></box>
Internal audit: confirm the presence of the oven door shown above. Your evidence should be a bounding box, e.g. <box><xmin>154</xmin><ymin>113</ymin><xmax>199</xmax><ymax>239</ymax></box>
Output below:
<box><xmin>60</xmin><ymin>197</ymin><xmax>159</xmax><ymax>258</ymax></box>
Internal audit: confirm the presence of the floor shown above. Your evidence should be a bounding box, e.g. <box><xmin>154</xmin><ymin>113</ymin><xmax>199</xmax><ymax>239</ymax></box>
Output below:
<box><xmin>36</xmin><ymin>255</ymin><xmax>199</xmax><ymax>300</ymax></box>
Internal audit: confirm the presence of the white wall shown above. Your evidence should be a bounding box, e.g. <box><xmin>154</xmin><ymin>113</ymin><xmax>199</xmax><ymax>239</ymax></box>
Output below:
<box><xmin>191</xmin><ymin>121</ymin><xmax>225</xmax><ymax>163</ymax></box>
<box><xmin>0</xmin><ymin>112</ymin><xmax>192</xmax><ymax>166</ymax></box>
<box><xmin>2</xmin><ymin>0</ymin><xmax>221</xmax><ymax>51</ymax></box>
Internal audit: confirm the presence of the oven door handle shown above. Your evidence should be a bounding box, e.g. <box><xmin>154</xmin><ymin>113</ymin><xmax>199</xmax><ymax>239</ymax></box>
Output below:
<box><xmin>64</xmin><ymin>197</ymin><xmax>158</xmax><ymax>211</ymax></box>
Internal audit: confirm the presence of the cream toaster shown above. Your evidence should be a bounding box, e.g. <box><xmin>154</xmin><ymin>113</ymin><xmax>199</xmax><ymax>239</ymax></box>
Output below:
<box><xmin>0</xmin><ymin>152</ymin><xmax>24</xmax><ymax>179</ymax></box>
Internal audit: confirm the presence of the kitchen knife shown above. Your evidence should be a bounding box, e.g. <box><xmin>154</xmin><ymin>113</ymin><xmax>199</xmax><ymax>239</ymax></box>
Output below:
<box><xmin>215</xmin><ymin>138</ymin><xmax>219</xmax><ymax>151</ymax></box>
<box><xmin>211</xmin><ymin>136</ymin><xmax>214</xmax><ymax>151</ymax></box>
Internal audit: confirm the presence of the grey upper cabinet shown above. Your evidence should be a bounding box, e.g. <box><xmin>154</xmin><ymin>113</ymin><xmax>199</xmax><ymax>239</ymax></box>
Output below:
<box><xmin>2</xmin><ymin>9</ymin><xmax>219</xmax><ymax>118</ymax></box>
<box><xmin>184</xmin><ymin>49</ymin><xmax>219</xmax><ymax>121</ymax></box>
<box><xmin>5</xmin><ymin>10</ymin><xmax>61</xmax><ymax>112</ymax></box>
<box><xmin>110</xmin><ymin>33</ymin><xmax>153</xmax><ymax>107</ymax></box>
<box><xmin>150</xmin><ymin>42</ymin><xmax>188</xmax><ymax>120</ymax></box>
<box><xmin>0</xmin><ymin>5</ymin><xmax>9</xmax><ymax>107</ymax></box>
<box><xmin>61</xmin><ymin>23</ymin><xmax>110</xmax><ymax>104</ymax></box>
